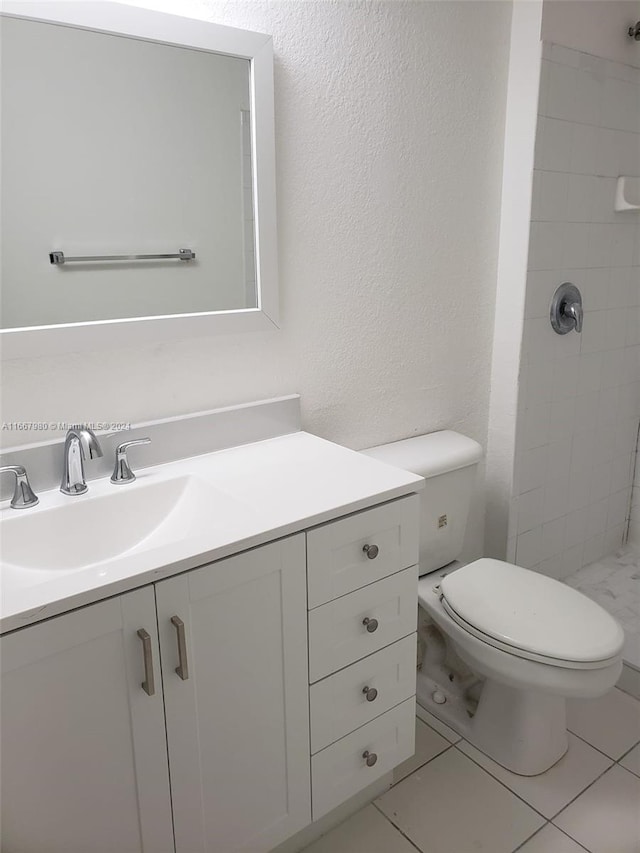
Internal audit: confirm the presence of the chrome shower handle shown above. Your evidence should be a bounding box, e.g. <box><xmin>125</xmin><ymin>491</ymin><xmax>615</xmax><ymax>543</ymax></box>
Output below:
<box><xmin>550</xmin><ymin>283</ymin><xmax>583</xmax><ymax>335</ymax></box>
<box><xmin>564</xmin><ymin>300</ymin><xmax>583</xmax><ymax>333</ymax></box>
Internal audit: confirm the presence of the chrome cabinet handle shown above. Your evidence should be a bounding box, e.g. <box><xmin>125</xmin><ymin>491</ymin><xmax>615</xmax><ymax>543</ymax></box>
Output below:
<box><xmin>362</xmin><ymin>685</ymin><xmax>378</xmax><ymax>702</ymax></box>
<box><xmin>362</xmin><ymin>750</ymin><xmax>378</xmax><ymax>767</ymax></box>
<box><xmin>171</xmin><ymin>616</ymin><xmax>189</xmax><ymax>680</ymax></box>
<box><xmin>137</xmin><ymin>628</ymin><xmax>155</xmax><ymax>696</ymax></box>
<box><xmin>362</xmin><ymin>544</ymin><xmax>379</xmax><ymax>560</ymax></box>
<box><xmin>362</xmin><ymin>617</ymin><xmax>379</xmax><ymax>633</ymax></box>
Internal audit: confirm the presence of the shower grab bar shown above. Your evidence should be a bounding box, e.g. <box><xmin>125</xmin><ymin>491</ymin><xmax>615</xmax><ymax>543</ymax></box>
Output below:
<box><xmin>49</xmin><ymin>248</ymin><xmax>196</xmax><ymax>265</ymax></box>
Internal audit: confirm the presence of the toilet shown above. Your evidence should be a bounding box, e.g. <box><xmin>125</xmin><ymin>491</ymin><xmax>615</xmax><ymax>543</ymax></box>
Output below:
<box><xmin>362</xmin><ymin>431</ymin><xmax>624</xmax><ymax>776</ymax></box>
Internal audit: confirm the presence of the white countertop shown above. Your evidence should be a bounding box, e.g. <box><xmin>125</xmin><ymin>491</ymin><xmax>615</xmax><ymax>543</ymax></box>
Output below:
<box><xmin>1</xmin><ymin>431</ymin><xmax>423</xmax><ymax>633</ymax></box>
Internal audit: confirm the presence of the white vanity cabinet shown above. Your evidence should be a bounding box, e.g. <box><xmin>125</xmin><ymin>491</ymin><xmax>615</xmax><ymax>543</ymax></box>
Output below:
<box><xmin>0</xmin><ymin>587</ymin><xmax>174</xmax><ymax>853</ymax></box>
<box><xmin>1</xmin><ymin>491</ymin><xmax>420</xmax><ymax>853</ymax></box>
<box><xmin>0</xmin><ymin>536</ymin><xmax>310</xmax><ymax>853</ymax></box>
<box><xmin>155</xmin><ymin>534</ymin><xmax>311</xmax><ymax>853</ymax></box>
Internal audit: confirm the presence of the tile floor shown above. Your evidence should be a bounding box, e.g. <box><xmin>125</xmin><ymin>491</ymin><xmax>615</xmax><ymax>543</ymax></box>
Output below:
<box><xmin>565</xmin><ymin>546</ymin><xmax>640</xmax><ymax>670</ymax></box>
<box><xmin>302</xmin><ymin>687</ymin><xmax>640</xmax><ymax>853</ymax></box>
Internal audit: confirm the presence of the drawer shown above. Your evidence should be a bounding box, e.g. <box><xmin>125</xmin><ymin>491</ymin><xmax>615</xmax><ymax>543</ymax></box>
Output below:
<box><xmin>310</xmin><ymin>634</ymin><xmax>416</xmax><ymax>753</ymax></box>
<box><xmin>311</xmin><ymin>697</ymin><xmax>415</xmax><ymax>820</ymax></box>
<box><xmin>307</xmin><ymin>495</ymin><xmax>419</xmax><ymax>609</ymax></box>
<box><xmin>308</xmin><ymin>566</ymin><xmax>418</xmax><ymax>683</ymax></box>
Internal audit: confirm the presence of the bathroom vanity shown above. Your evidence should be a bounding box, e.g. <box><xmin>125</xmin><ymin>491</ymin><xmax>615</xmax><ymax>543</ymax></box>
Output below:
<box><xmin>0</xmin><ymin>400</ymin><xmax>423</xmax><ymax>853</ymax></box>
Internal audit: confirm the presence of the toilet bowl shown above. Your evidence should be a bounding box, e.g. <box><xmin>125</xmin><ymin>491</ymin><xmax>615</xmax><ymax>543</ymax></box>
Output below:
<box><xmin>362</xmin><ymin>431</ymin><xmax>625</xmax><ymax>776</ymax></box>
<box><xmin>417</xmin><ymin>559</ymin><xmax>623</xmax><ymax>775</ymax></box>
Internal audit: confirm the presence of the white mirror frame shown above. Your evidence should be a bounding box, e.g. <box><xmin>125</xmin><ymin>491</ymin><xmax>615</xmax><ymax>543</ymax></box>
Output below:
<box><xmin>0</xmin><ymin>1</ymin><xmax>279</xmax><ymax>359</ymax></box>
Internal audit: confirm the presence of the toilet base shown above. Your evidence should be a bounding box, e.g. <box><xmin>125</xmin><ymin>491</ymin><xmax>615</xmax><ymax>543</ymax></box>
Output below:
<box><xmin>417</xmin><ymin>671</ymin><xmax>568</xmax><ymax>776</ymax></box>
<box><xmin>468</xmin><ymin>680</ymin><xmax>568</xmax><ymax>775</ymax></box>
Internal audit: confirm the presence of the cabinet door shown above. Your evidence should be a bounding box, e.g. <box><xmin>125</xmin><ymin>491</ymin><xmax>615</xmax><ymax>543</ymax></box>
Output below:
<box><xmin>0</xmin><ymin>587</ymin><xmax>174</xmax><ymax>853</ymax></box>
<box><xmin>156</xmin><ymin>535</ymin><xmax>310</xmax><ymax>853</ymax></box>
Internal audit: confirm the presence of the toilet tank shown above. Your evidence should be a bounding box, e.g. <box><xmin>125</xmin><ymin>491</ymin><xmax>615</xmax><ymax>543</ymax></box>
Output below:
<box><xmin>362</xmin><ymin>431</ymin><xmax>483</xmax><ymax>575</ymax></box>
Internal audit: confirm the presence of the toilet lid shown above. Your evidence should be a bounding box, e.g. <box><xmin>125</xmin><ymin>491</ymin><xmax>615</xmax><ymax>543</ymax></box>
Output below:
<box><xmin>440</xmin><ymin>559</ymin><xmax>624</xmax><ymax>663</ymax></box>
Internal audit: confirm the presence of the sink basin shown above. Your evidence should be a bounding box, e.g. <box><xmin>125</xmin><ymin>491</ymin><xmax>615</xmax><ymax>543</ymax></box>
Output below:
<box><xmin>1</xmin><ymin>474</ymin><xmax>230</xmax><ymax>572</ymax></box>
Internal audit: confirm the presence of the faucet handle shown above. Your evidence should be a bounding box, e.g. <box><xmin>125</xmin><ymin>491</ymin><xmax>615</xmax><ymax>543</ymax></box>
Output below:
<box><xmin>564</xmin><ymin>300</ymin><xmax>583</xmax><ymax>333</ymax></box>
<box><xmin>111</xmin><ymin>438</ymin><xmax>151</xmax><ymax>484</ymax></box>
<box><xmin>1</xmin><ymin>465</ymin><xmax>39</xmax><ymax>509</ymax></box>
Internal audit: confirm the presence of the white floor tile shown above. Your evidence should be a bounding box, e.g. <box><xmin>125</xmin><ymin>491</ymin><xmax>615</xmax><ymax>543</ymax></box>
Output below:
<box><xmin>567</xmin><ymin>687</ymin><xmax>640</xmax><ymax>759</ymax></box>
<box><xmin>517</xmin><ymin>823</ymin><xmax>589</xmax><ymax>853</ymax></box>
<box><xmin>416</xmin><ymin>704</ymin><xmax>461</xmax><ymax>743</ymax></box>
<box><xmin>619</xmin><ymin>743</ymin><xmax>640</xmax><ymax>778</ymax></box>
<box><xmin>393</xmin><ymin>718</ymin><xmax>451</xmax><ymax>784</ymax></box>
<box><xmin>618</xmin><ymin>662</ymin><xmax>640</xmax><ymax>701</ymax></box>
<box><xmin>554</xmin><ymin>765</ymin><xmax>640</xmax><ymax>853</ymax></box>
<box><xmin>457</xmin><ymin>733</ymin><xmax>612</xmax><ymax>818</ymax></box>
<box><xmin>301</xmin><ymin>804</ymin><xmax>417</xmax><ymax>853</ymax></box>
<box><xmin>376</xmin><ymin>747</ymin><xmax>544</xmax><ymax>853</ymax></box>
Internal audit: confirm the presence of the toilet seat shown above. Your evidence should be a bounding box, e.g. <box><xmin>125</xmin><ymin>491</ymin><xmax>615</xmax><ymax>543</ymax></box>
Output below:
<box><xmin>437</xmin><ymin>559</ymin><xmax>624</xmax><ymax>668</ymax></box>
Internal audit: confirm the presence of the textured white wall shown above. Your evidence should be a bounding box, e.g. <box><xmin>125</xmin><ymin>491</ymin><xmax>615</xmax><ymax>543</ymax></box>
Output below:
<box><xmin>0</xmin><ymin>0</ymin><xmax>512</xmax><ymax>558</ymax></box>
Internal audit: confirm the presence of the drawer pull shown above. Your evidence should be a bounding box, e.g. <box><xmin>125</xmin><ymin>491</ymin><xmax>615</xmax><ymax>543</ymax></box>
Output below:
<box><xmin>362</xmin><ymin>544</ymin><xmax>379</xmax><ymax>560</ymax></box>
<box><xmin>362</xmin><ymin>617</ymin><xmax>379</xmax><ymax>633</ymax></box>
<box><xmin>362</xmin><ymin>685</ymin><xmax>378</xmax><ymax>702</ymax></box>
<box><xmin>362</xmin><ymin>750</ymin><xmax>378</xmax><ymax>767</ymax></box>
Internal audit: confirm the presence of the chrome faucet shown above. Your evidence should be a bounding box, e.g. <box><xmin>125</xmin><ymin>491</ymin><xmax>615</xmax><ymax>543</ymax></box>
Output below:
<box><xmin>60</xmin><ymin>426</ymin><xmax>103</xmax><ymax>496</ymax></box>
<box><xmin>0</xmin><ymin>465</ymin><xmax>39</xmax><ymax>508</ymax></box>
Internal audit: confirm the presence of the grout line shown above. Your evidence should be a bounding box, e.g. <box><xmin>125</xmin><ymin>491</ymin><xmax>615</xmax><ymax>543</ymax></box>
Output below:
<box><xmin>567</xmin><ymin>725</ymin><xmax>640</xmax><ymax>764</ymax></box>
<box><xmin>372</xmin><ymin>743</ymin><xmax>458</xmax><ymax>851</ymax></box>
<box><xmin>550</xmin><ymin>762</ymin><xmax>618</xmax><ymax>822</ymax></box>
<box><xmin>452</xmin><ymin>737</ymin><xmax>623</xmax><ymax>823</ymax></box>
<box><xmin>370</xmin><ymin>802</ymin><xmax>424</xmax><ymax>853</ymax></box>
<box><xmin>565</xmin><ymin>727</ymin><xmax>623</xmax><ymax>762</ymax></box>
<box><xmin>511</xmin><ymin>821</ymin><xmax>553</xmax><ymax>852</ymax></box>
<box><xmin>396</xmin><ymin>741</ymin><xmax>456</xmax><ymax>780</ymax></box>
<box><xmin>451</xmin><ymin>743</ymin><xmax>551</xmax><ymax>822</ymax></box>
<box><xmin>511</xmin><ymin>822</ymin><xmax>551</xmax><ymax>853</ymax></box>
<box><xmin>512</xmin><ymin>821</ymin><xmax>593</xmax><ymax>853</ymax></box>
<box><xmin>617</xmin><ymin>740</ymin><xmax>640</xmax><ymax>767</ymax></box>
<box><xmin>390</xmin><ymin>742</ymin><xmax>453</xmax><ymax>787</ymax></box>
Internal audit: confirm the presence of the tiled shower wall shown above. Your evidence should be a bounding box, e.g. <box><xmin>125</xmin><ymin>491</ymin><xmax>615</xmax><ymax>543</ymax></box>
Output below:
<box><xmin>508</xmin><ymin>43</ymin><xmax>640</xmax><ymax>578</ymax></box>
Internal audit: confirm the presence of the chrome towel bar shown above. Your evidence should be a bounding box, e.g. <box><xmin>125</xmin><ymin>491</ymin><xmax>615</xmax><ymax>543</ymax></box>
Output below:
<box><xmin>49</xmin><ymin>248</ymin><xmax>196</xmax><ymax>265</ymax></box>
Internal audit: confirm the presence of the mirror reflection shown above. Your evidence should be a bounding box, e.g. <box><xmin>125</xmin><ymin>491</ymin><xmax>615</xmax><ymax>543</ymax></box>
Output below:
<box><xmin>1</xmin><ymin>16</ymin><xmax>257</xmax><ymax>329</ymax></box>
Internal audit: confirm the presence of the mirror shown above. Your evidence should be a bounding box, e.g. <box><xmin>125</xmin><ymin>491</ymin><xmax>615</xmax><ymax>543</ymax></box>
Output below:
<box><xmin>0</xmin><ymin>2</ymin><xmax>278</xmax><ymax>357</ymax></box>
